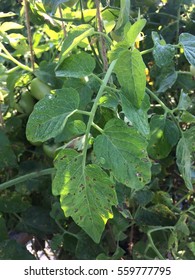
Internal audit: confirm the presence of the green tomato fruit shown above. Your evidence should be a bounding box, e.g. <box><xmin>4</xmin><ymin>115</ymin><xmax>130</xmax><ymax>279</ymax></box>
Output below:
<box><xmin>65</xmin><ymin>0</ymin><xmax>79</xmax><ymax>8</ymax></box>
<box><xmin>14</xmin><ymin>92</ymin><xmax>35</xmax><ymax>115</ymax></box>
<box><xmin>190</xmin><ymin>64</ymin><xmax>195</xmax><ymax>76</ymax></box>
<box><xmin>30</xmin><ymin>78</ymin><xmax>51</xmax><ymax>100</ymax></box>
<box><xmin>43</xmin><ymin>143</ymin><xmax>60</xmax><ymax>159</ymax></box>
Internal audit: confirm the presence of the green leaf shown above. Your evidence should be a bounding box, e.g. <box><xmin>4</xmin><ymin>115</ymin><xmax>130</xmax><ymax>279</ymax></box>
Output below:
<box><xmin>135</xmin><ymin>204</ymin><xmax>176</xmax><ymax>226</ymax></box>
<box><xmin>177</xmin><ymin>90</ymin><xmax>191</xmax><ymax>111</ymax></box>
<box><xmin>56</xmin><ymin>25</ymin><xmax>94</xmax><ymax>69</ymax></box>
<box><xmin>121</xmin><ymin>94</ymin><xmax>150</xmax><ymax>138</ymax></box>
<box><xmin>156</xmin><ymin>65</ymin><xmax>178</xmax><ymax>93</ymax></box>
<box><xmin>55</xmin><ymin>52</ymin><xmax>95</xmax><ymax>78</ymax></box>
<box><xmin>0</xmin><ymin>129</ymin><xmax>17</xmax><ymax>169</ymax></box>
<box><xmin>42</xmin><ymin>0</ymin><xmax>78</xmax><ymax>13</ymax></box>
<box><xmin>180</xmin><ymin>111</ymin><xmax>195</xmax><ymax>124</ymax></box>
<box><xmin>114</xmin><ymin>49</ymin><xmax>146</xmax><ymax>108</ymax></box>
<box><xmin>152</xmin><ymin>32</ymin><xmax>175</xmax><ymax>67</ymax></box>
<box><xmin>0</xmin><ymin>192</ymin><xmax>30</xmax><ymax>213</ymax></box>
<box><xmin>0</xmin><ymin>240</ymin><xmax>35</xmax><ymax>260</ymax></box>
<box><xmin>125</xmin><ymin>18</ymin><xmax>147</xmax><ymax>46</ymax></box>
<box><xmin>109</xmin><ymin>18</ymin><xmax>147</xmax><ymax>62</ymax></box>
<box><xmin>176</xmin><ymin>127</ymin><xmax>195</xmax><ymax>190</ymax></box>
<box><xmin>94</xmin><ymin>118</ymin><xmax>151</xmax><ymax>189</ymax></box>
<box><xmin>148</xmin><ymin>115</ymin><xmax>180</xmax><ymax>159</ymax></box>
<box><xmin>0</xmin><ymin>213</ymin><xmax>8</xmax><ymax>241</ymax></box>
<box><xmin>52</xmin><ymin>149</ymin><xmax>117</xmax><ymax>243</ymax></box>
<box><xmin>179</xmin><ymin>33</ymin><xmax>195</xmax><ymax>65</ymax></box>
<box><xmin>26</xmin><ymin>88</ymin><xmax>79</xmax><ymax>142</ymax></box>
<box><xmin>111</xmin><ymin>0</ymin><xmax>130</xmax><ymax>41</ymax></box>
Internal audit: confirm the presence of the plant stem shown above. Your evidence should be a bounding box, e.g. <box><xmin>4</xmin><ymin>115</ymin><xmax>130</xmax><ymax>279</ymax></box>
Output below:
<box><xmin>146</xmin><ymin>87</ymin><xmax>171</xmax><ymax>113</ymax></box>
<box><xmin>76</xmin><ymin>109</ymin><xmax>91</xmax><ymax>116</ymax></box>
<box><xmin>59</xmin><ymin>4</ymin><xmax>67</xmax><ymax>38</ymax></box>
<box><xmin>24</xmin><ymin>0</ymin><xmax>35</xmax><ymax>71</ymax></box>
<box><xmin>0</xmin><ymin>168</ymin><xmax>55</xmax><ymax>191</ymax></box>
<box><xmin>82</xmin><ymin>59</ymin><xmax>117</xmax><ymax>167</ymax></box>
<box><xmin>0</xmin><ymin>42</ymin><xmax>33</xmax><ymax>72</ymax></box>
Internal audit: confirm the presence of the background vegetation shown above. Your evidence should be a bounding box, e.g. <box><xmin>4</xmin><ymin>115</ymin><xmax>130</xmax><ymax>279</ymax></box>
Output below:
<box><xmin>0</xmin><ymin>0</ymin><xmax>195</xmax><ymax>260</ymax></box>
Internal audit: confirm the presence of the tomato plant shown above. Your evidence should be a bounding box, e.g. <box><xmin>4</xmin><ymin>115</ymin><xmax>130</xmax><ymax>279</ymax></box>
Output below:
<box><xmin>0</xmin><ymin>0</ymin><xmax>195</xmax><ymax>260</ymax></box>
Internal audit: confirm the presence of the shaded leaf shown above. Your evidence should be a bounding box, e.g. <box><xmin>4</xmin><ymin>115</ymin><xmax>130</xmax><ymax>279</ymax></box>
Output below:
<box><xmin>121</xmin><ymin>94</ymin><xmax>150</xmax><ymax>138</ymax></box>
<box><xmin>179</xmin><ymin>33</ymin><xmax>195</xmax><ymax>65</ymax></box>
<box><xmin>135</xmin><ymin>204</ymin><xmax>176</xmax><ymax>226</ymax></box>
<box><xmin>148</xmin><ymin>115</ymin><xmax>180</xmax><ymax>159</ymax></box>
<box><xmin>114</xmin><ymin>49</ymin><xmax>146</xmax><ymax>108</ymax></box>
<box><xmin>0</xmin><ymin>240</ymin><xmax>35</xmax><ymax>260</ymax></box>
<box><xmin>26</xmin><ymin>88</ymin><xmax>79</xmax><ymax>142</ymax></box>
<box><xmin>0</xmin><ymin>129</ymin><xmax>17</xmax><ymax>169</ymax></box>
<box><xmin>0</xmin><ymin>213</ymin><xmax>8</xmax><ymax>241</ymax></box>
<box><xmin>176</xmin><ymin>127</ymin><xmax>195</xmax><ymax>190</ymax></box>
<box><xmin>156</xmin><ymin>65</ymin><xmax>178</xmax><ymax>93</ymax></box>
<box><xmin>52</xmin><ymin>149</ymin><xmax>117</xmax><ymax>243</ymax></box>
<box><xmin>177</xmin><ymin>90</ymin><xmax>191</xmax><ymax>111</ymax></box>
<box><xmin>152</xmin><ymin>32</ymin><xmax>175</xmax><ymax>67</ymax></box>
<box><xmin>55</xmin><ymin>52</ymin><xmax>95</xmax><ymax>78</ymax></box>
<box><xmin>94</xmin><ymin>118</ymin><xmax>151</xmax><ymax>189</ymax></box>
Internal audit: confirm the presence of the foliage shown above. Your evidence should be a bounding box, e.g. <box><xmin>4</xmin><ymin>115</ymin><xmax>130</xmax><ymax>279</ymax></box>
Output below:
<box><xmin>0</xmin><ymin>0</ymin><xmax>195</xmax><ymax>260</ymax></box>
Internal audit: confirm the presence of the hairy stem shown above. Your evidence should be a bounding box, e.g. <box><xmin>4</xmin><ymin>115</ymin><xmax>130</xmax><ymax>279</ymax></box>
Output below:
<box><xmin>0</xmin><ymin>42</ymin><xmax>33</xmax><ymax>72</ymax></box>
<box><xmin>0</xmin><ymin>168</ymin><xmax>55</xmax><ymax>191</ymax></box>
<box><xmin>82</xmin><ymin>59</ymin><xmax>117</xmax><ymax>168</ymax></box>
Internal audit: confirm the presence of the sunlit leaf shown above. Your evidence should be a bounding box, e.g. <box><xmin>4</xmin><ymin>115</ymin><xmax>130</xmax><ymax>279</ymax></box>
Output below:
<box><xmin>26</xmin><ymin>88</ymin><xmax>79</xmax><ymax>142</ymax></box>
<box><xmin>94</xmin><ymin>118</ymin><xmax>151</xmax><ymax>189</ymax></box>
<box><xmin>52</xmin><ymin>149</ymin><xmax>117</xmax><ymax>243</ymax></box>
<box><xmin>114</xmin><ymin>49</ymin><xmax>146</xmax><ymax>108</ymax></box>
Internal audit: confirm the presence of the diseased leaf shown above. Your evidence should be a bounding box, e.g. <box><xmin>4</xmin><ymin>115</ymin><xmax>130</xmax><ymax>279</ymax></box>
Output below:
<box><xmin>55</xmin><ymin>52</ymin><xmax>95</xmax><ymax>78</ymax></box>
<box><xmin>152</xmin><ymin>32</ymin><xmax>175</xmax><ymax>67</ymax></box>
<box><xmin>114</xmin><ymin>49</ymin><xmax>146</xmax><ymax>108</ymax></box>
<box><xmin>179</xmin><ymin>33</ymin><xmax>195</xmax><ymax>65</ymax></box>
<box><xmin>52</xmin><ymin>149</ymin><xmax>117</xmax><ymax>243</ymax></box>
<box><xmin>26</xmin><ymin>88</ymin><xmax>79</xmax><ymax>142</ymax></box>
<box><xmin>176</xmin><ymin>127</ymin><xmax>195</xmax><ymax>190</ymax></box>
<box><xmin>121</xmin><ymin>94</ymin><xmax>150</xmax><ymax>138</ymax></box>
<box><xmin>148</xmin><ymin>115</ymin><xmax>180</xmax><ymax>159</ymax></box>
<box><xmin>94</xmin><ymin>118</ymin><xmax>151</xmax><ymax>189</ymax></box>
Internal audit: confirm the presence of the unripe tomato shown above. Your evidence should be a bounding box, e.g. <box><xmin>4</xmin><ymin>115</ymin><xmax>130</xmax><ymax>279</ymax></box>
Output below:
<box><xmin>65</xmin><ymin>0</ymin><xmax>79</xmax><ymax>8</ymax></box>
<box><xmin>14</xmin><ymin>92</ymin><xmax>35</xmax><ymax>115</ymax></box>
<box><xmin>190</xmin><ymin>64</ymin><xmax>195</xmax><ymax>77</ymax></box>
<box><xmin>43</xmin><ymin>143</ymin><xmax>60</xmax><ymax>159</ymax></box>
<box><xmin>30</xmin><ymin>78</ymin><xmax>51</xmax><ymax>100</ymax></box>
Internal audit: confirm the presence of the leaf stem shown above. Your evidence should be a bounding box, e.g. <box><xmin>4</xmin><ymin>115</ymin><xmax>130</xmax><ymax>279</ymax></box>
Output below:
<box><xmin>0</xmin><ymin>168</ymin><xmax>55</xmax><ymax>191</ymax></box>
<box><xmin>0</xmin><ymin>42</ymin><xmax>33</xmax><ymax>73</ymax></box>
<box><xmin>92</xmin><ymin>122</ymin><xmax>104</xmax><ymax>133</ymax></box>
<box><xmin>82</xmin><ymin>60</ymin><xmax>117</xmax><ymax>167</ymax></box>
<box><xmin>140</xmin><ymin>47</ymin><xmax>153</xmax><ymax>55</ymax></box>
